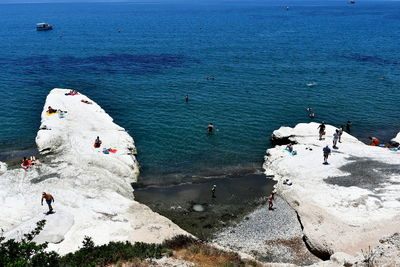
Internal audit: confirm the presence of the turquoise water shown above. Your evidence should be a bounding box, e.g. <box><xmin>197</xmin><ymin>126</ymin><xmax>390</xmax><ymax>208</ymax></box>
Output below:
<box><xmin>0</xmin><ymin>1</ymin><xmax>399</xmax><ymax>182</ymax></box>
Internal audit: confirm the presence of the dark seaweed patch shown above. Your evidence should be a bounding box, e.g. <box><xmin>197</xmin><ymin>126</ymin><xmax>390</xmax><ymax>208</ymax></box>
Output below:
<box><xmin>0</xmin><ymin>53</ymin><xmax>198</xmax><ymax>76</ymax></box>
<box><xmin>324</xmin><ymin>157</ymin><xmax>400</xmax><ymax>191</ymax></box>
<box><xmin>343</xmin><ymin>53</ymin><xmax>400</xmax><ymax>66</ymax></box>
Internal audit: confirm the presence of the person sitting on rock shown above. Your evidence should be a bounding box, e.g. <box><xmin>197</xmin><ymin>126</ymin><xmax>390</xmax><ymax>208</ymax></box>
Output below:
<box><xmin>369</xmin><ymin>137</ymin><xmax>380</xmax><ymax>146</ymax></box>
<box><xmin>286</xmin><ymin>143</ymin><xmax>293</xmax><ymax>152</ymax></box>
<box><xmin>22</xmin><ymin>157</ymin><xmax>30</xmax><ymax>167</ymax></box>
<box><xmin>47</xmin><ymin>106</ymin><xmax>57</xmax><ymax>114</ymax></box>
<box><xmin>94</xmin><ymin>136</ymin><xmax>102</xmax><ymax>148</ymax></box>
<box><xmin>41</xmin><ymin>192</ymin><xmax>54</xmax><ymax>213</ymax></box>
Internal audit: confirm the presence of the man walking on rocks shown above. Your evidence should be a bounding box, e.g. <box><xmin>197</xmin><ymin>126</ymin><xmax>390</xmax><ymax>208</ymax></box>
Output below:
<box><xmin>41</xmin><ymin>192</ymin><xmax>55</xmax><ymax>213</ymax></box>
<box><xmin>268</xmin><ymin>192</ymin><xmax>275</xmax><ymax>210</ymax></box>
<box><xmin>323</xmin><ymin>145</ymin><xmax>331</xmax><ymax>165</ymax></box>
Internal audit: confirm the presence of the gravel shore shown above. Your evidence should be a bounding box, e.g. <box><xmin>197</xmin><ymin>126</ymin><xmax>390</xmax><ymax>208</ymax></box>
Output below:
<box><xmin>212</xmin><ymin>195</ymin><xmax>320</xmax><ymax>266</ymax></box>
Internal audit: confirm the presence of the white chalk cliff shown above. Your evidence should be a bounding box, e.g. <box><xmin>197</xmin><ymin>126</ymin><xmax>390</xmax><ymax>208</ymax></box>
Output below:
<box><xmin>0</xmin><ymin>88</ymin><xmax>187</xmax><ymax>254</ymax></box>
<box><xmin>264</xmin><ymin>122</ymin><xmax>400</xmax><ymax>257</ymax></box>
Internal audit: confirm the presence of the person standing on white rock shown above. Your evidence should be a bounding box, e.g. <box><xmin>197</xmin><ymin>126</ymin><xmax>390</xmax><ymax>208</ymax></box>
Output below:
<box><xmin>41</xmin><ymin>192</ymin><xmax>55</xmax><ymax>213</ymax></box>
<box><xmin>323</xmin><ymin>145</ymin><xmax>331</xmax><ymax>165</ymax></box>
<box><xmin>333</xmin><ymin>130</ymin><xmax>339</xmax><ymax>149</ymax></box>
<box><xmin>317</xmin><ymin>122</ymin><xmax>326</xmax><ymax>140</ymax></box>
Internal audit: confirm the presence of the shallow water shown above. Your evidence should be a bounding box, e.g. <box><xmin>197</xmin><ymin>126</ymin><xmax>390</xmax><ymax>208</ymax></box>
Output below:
<box><xmin>134</xmin><ymin>173</ymin><xmax>275</xmax><ymax>239</ymax></box>
<box><xmin>0</xmin><ymin>1</ymin><xmax>399</xmax><ymax>181</ymax></box>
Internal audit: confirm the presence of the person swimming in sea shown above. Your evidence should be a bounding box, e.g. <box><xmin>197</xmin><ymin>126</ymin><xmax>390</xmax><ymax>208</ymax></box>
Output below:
<box><xmin>307</xmin><ymin>107</ymin><xmax>315</xmax><ymax>119</ymax></box>
<box><xmin>185</xmin><ymin>94</ymin><xmax>189</xmax><ymax>103</ymax></box>
<box><xmin>47</xmin><ymin>106</ymin><xmax>57</xmax><ymax>114</ymax></box>
<box><xmin>207</xmin><ymin>123</ymin><xmax>214</xmax><ymax>134</ymax></box>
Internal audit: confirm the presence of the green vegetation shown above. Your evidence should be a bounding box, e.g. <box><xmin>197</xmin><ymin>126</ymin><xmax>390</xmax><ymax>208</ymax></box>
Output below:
<box><xmin>0</xmin><ymin>220</ymin><xmax>59</xmax><ymax>267</ymax></box>
<box><xmin>0</xmin><ymin>222</ymin><xmax>260</xmax><ymax>267</ymax></box>
<box><xmin>0</xmin><ymin>220</ymin><xmax>166</xmax><ymax>267</ymax></box>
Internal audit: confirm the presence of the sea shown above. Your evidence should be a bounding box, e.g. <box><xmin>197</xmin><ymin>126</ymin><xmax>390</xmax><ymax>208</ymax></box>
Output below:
<box><xmin>1</xmin><ymin>0</ymin><xmax>400</xmax><ymax>185</ymax></box>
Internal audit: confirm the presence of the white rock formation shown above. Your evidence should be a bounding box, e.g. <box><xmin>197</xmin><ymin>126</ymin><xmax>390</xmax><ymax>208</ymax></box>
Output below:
<box><xmin>392</xmin><ymin>132</ymin><xmax>400</xmax><ymax>146</ymax></box>
<box><xmin>264</xmin><ymin>122</ymin><xmax>400</xmax><ymax>257</ymax></box>
<box><xmin>0</xmin><ymin>88</ymin><xmax>187</xmax><ymax>254</ymax></box>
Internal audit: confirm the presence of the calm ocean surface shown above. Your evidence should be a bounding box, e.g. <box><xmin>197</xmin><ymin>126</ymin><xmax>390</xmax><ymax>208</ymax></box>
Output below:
<box><xmin>0</xmin><ymin>0</ymin><xmax>399</xmax><ymax>183</ymax></box>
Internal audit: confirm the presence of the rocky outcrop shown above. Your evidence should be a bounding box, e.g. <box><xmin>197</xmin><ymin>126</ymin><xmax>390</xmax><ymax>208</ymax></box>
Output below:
<box><xmin>390</xmin><ymin>132</ymin><xmax>400</xmax><ymax>147</ymax></box>
<box><xmin>0</xmin><ymin>88</ymin><xmax>187</xmax><ymax>254</ymax></box>
<box><xmin>264</xmin><ymin>122</ymin><xmax>400</xmax><ymax>258</ymax></box>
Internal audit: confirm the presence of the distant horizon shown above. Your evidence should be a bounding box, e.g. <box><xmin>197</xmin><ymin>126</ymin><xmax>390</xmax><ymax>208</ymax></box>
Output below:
<box><xmin>1</xmin><ymin>0</ymin><xmax>399</xmax><ymax>4</ymax></box>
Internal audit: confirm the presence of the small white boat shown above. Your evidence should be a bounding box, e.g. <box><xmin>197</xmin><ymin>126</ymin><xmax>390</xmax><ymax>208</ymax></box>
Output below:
<box><xmin>306</xmin><ymin>82</ymin><xmax>317</xmax><ymax>87</ymax></box>
<box><xmin>36</xmin><ymin>23</ymin><xmax>53</xmax><ymax>31</ymax></box>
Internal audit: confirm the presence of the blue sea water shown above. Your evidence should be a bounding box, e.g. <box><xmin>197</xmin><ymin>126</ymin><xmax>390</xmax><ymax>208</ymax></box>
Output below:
<box><xmin>0</xmin><ymin>0</ymin><xmax>399</xmax><ymax>183</ymax></box>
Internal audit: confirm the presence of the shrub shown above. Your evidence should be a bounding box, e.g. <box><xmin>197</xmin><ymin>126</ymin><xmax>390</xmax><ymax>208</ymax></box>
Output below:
<box><xmin>60</xmin><ymin>238</ymin><xmax>166</xmax><ymax>267</ymax></box>
<box><xmin>0</xmin><ymin>220</ymin><xmax>167</xmax><ymax>267</ymax></box>
<box><xmin>162</xmin><ymin>235</ymin><xmax>198</xmax><ymax>250</ymax></box>
<box><xmin>0</xmin><ymin>220</ymin><xmax>60</xmax><ymax>267</ymax></box>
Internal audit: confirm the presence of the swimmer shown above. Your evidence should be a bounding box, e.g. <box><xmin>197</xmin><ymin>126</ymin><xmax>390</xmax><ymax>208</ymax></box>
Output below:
<box><xmin>185</xmin><ymin>94</ymin><xmax>189</xmax><ymax>103</ymax></box>
<box><xmin>207</xmin><ymin>123</ymin><xmax>214</xmax><ymax>134</ymax></box>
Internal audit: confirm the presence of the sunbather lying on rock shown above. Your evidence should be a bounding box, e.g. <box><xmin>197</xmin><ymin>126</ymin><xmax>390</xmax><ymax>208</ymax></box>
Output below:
<box><xmin>47</xmin><ymin>106</ymin><xmax>57</xmax><ymax>114</ymax></box>
<box><xmin>65</xmin><ymin>89</ymin><xmax>79</xmax><ymax>96</ymax></box>
<box><xmin>81</xmin><ymin>99</ymin><xmax>92</xmax><ymax>104</ymax></box>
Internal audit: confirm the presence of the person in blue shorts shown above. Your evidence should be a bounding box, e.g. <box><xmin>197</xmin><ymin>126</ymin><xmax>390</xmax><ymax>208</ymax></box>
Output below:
<box><xmin>323</xmin><ymin>145</ymin><xmax>331</xmax><ymax>164</ymax></box>
<box><xmin>41</xmin><ymin>192</ymin><xmax>55</xmax><ymax>213</ymax></box>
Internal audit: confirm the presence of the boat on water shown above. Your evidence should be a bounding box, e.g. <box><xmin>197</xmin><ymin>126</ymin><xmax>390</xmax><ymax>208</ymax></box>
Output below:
<box><xmin>36</xmin><ymin>23</ymin><xmax>53</xmax><ymax>31</ymax></box>
<box><xmin>349</xmin><ymin>0</ymin><xmax>355</xmax><ymax>4</ymax></box>
<box><xmin>306</xmin><ymin>82</ymin><xmax>317</xmax><ymax>87</ymax></box>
